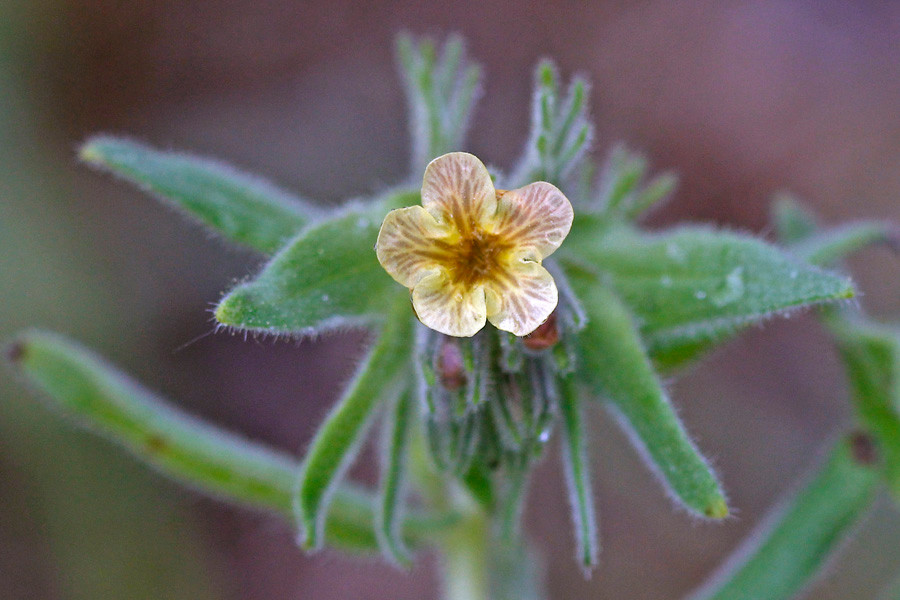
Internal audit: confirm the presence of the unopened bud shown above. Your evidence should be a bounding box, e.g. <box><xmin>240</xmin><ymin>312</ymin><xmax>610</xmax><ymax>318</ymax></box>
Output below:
<box><xmin>437</xmin><ymin>339</ymin><xmax>467</xmax><ymax>390</ymax></box>
<box><xmin>523</xmin><ymin>312</ymin><xmax>559</xmax><ymax>351</ymax></box>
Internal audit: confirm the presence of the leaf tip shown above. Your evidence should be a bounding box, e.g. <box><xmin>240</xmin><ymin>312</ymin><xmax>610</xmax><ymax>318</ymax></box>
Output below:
<box><xmin>839</xmin><ymin>281</ymin><xmax>856</xmax><ymax>300</ymax></box>
<box><xmin>704</xmin><ymin>496</ymin><xmax>729</xmax><ymax>519</ymax></box>
<box><xmin>78</xmin><ymin>136</ymin><xmax>113</xmax><ymax>167</ymax></box>
<box><xmin>214</xmin><ymin>292</ymin><xmax>246</xmax><ymax>327</ymax></box>
<box><xmin>298</xmin><ymin>529</ymin><xmax>322</xmax><ymax>553</ymax></box>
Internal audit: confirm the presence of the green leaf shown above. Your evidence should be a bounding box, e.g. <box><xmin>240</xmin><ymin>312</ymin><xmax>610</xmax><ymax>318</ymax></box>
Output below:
<box><xmin>509</xmin><ymin>60</ymin><xmax>593</xmax><ymax>189</ymax></box>
<box><xmin>376</xmin><ymin>390</ymin><xmax>414</xmax><ymax>566</ymax></box>
<box><xmin>396</xmin><ymin>34</ymin><xmax>482</xmax><ymax>174</ymax></box>
<box><xmin>567</xmin><ymin>271</ymin><xmax>728</xmax><ymax>518</ymax></box>
<box><xmin>792</xmin><ymin>221</ymin><xmax>898</xmax><ymax>267</ymax></box>
<box><xmin>829</xmin><ymin>317</ymin><xmax>900</xmax><ymax>501</ymax></box>
<box><xmin>559</xmin><ymin>376</ymin><xmax>599</xmax><ymax>571</ymax></box>
<box><xmin>215</xmin><ymin>190</ymin><xmax>417</xmax><ymax>335</ymax></box>
<box><xmin>688</xmin><ymin>435</ymin><xmax>880</xmax><ymax>600</ymax></box>
<box><xmin>294</xmin><ymin>298</ymin><xmax>414</xmax><ymax>551</ymax></box>
<box><xmin>5</xmin><ymin>330</ymin><xmax>455</xmax><ymax>553</ymax></box>
<box><xmin>561</xmin><ymin>221</ymin><xmax>855</xmax><ymax>370</ymax></box>
<box><xmin>80</xmin><ymin>136</ymin><xmax>316</xmax><ymax>254</ymax></box>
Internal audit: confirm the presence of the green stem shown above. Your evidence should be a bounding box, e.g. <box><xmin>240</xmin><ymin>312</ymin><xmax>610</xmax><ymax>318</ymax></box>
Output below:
<box><xmin>440</xmin><ymin>510</ymin><xmax>491</xmax><ymax>600</ymax></box>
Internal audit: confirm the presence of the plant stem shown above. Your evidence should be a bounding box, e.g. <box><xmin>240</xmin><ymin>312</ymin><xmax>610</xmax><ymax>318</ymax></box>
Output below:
<box><xmin>439</xmin><ymin>509</ymin><xmax>491</xmax><ymax>600</ymax></box>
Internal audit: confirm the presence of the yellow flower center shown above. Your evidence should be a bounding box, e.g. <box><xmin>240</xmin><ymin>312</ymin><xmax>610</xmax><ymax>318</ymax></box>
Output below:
<box><xmin>438</xmin><ymin>226</ymin><xmax>514</xmax><ymax>288</ymax></box>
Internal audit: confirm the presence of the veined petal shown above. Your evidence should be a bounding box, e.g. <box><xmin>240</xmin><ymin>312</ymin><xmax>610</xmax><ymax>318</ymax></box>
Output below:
<box><xmin>412</xmin><ymin>271</ymin><xmax>487</xmax><ymax>337</ymax></box>
<box><xmin>485</xmin><ymin>261</ymin><xmax>558</xmax><ymax>336</ymax></box>
<box><xmin>421</xmin><ymin>152</ymin><xmax>497</xmax><ymax>233</ymax></box>
<box><xmin>376</xmin><ymin>206</ymin><xmax>453</xmax><ymax>288</ymax></box>
<box><xmin>491</xmin><ymin>182</ymin><xmax>573</xmax><ymax>259</ymax></box>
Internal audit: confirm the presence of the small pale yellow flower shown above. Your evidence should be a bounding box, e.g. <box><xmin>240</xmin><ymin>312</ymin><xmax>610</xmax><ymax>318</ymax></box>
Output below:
<box><xmin>375</xmin><ymin>152</ymin><xmax>574</xmax><ymax>337</ymax></box>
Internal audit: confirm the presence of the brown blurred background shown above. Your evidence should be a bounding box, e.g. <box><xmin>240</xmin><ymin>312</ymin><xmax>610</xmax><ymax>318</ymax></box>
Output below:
<box><xmin>2</xmin><ymin>1</ymin><xmax>900</xmax><ymax>598</ymax></box>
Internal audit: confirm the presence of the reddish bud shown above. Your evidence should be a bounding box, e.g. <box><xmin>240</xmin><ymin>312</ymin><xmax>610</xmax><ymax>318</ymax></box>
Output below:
<box><xmin>437</xmin><ymin>339</ymin><xmax>467</xmax><ymax>390</ymax></box>
<box><xmin>523</xmin><ymin>312</ymin><xmax>559</xmax><ymax>351</ymax></box>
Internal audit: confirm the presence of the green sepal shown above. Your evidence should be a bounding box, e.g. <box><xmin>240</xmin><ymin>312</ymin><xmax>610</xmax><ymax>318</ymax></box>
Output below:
<box><xmin>509</xmin><ymin>60</ymin><xmax>593</xmax><ymax>189</ymax></box>
<box><xmin>396</xmin><ymin>34</ymin><xmax>482</xmax><ymax>175</ymax></box>
<box><xmin>688</xmin><ymin>435</ymin><xmax>880</xmax><ymax>600</ymax></box>
<box><xmin>566</xmin><ymin>269</ymin><xmax>728</xmax><ymax>518</ymax></box>
<box><xmin>376</xmin><ymin>390</ymin><xmax>415</xmax><ymax>566</ymax></box>
<box><xmin>294</xmin><ymin>297</ymin><xmax>415</xmax><ymax>551</ymax></box>
<box><xmin>558</xmin><ymin>376</ymin><xmax>599</xmax><ymax>571</ymax></box>
<box><xmin>326</xmin><ymin>483</ymin><xmax>460</xmax><ymax>553</ymax></box>
<box><xmin>215</xmin><ymin>190</ymin><xmax>417</xmax><ymax>335</ymax></box>
<box><xmin>80</xmin><ymin>136</ymin><xmax>316</xmax><ymax>254</ymax></box>
<box><xmin>562</xmin><ymin>220</ymin><xmax>855</xmax><ymax>370</ymax></box>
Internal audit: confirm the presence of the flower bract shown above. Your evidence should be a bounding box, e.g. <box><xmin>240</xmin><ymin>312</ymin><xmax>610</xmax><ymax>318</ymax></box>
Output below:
<box><xmin>375</xmin><ymin>152</ymin><xmax>573</xmax><ymax>337</ymax></box>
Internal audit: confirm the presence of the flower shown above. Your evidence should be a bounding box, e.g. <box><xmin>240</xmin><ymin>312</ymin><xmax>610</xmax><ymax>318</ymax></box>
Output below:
<box><xmin>375</xmin><ymin>152</ymin><xmax>573</xmax><ymax>337</ymax></box>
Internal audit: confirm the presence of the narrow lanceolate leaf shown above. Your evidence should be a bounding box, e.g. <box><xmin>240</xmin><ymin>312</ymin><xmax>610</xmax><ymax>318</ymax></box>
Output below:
<box><xmin>688</xmin><ymin>436</ymin><xmax>880</xmax><ymax>600</ymax></box>
<box><xmin>396</xmin><ymin>34</ymin><xmax>482</xmax><ymax>175</ymax></box>
<box><xmin>792</xmin><ymin>221</ymin><xmax>898</xmax><ymax>267</ymax></box>
<box><xmin>561</xmin><ymin>221</ymin><xmax>855</xmax><ymax>370</ymax></box>
<box><xmin>5</xmin><ymin>330</ymin><xmax>456</xmax><ymax>552</ymax></box>
<box><xmin>829</xmin><ymin>318</ymin><xmax>900</xmax><ymax>501</ymax></box>
<box><xmin>295</xmin><ymin>299</ymin><xmax>414</xmax><ymax>551</ymax></box>
<box><xmin>215</xmin><ymin>190</ymin><xmax>417</xmax><ymax>335</ymax></box>
<box><xmin>566</xmin><ymin>270</ymin><xmax>728</xmax><ymax>518</ymax></box>
<box><xmin>559</xmin><ymin>377</ymin><xmax>599</xmax><ymax>571</ymax></box>
<box><xmin>377</xmin><ymin>390</ymin><xmax>414</xmax><ymax>566</ymax></box>
<box><xmin>80</xmin><ymin>136</ymin><xmax>316</xmax><ymax>254</ymax></box>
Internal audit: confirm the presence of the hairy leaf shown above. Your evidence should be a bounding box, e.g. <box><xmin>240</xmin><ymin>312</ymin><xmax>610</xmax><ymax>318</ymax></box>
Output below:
<box><xmin>559</xmin><ymin>377</ymin><xmax>599</xmax><ymax>570</ymax></box>
<box><xmin>215</xmin><ymin>190</ymin><xmax>417</xmax><ymax>335</ymax></box>
<box><xmin>688</xmin><ymin>436</ymin><xmax>879</xmax><ymax>600</ymax></box>
<box><xmin>567</xmin><ymin>270</ymin><xmax>728</xmax><ymax>518</ymax></box>
<box><xmin>295</xmin><ymin>298</ymin><xmax>414</xmax><ymax>551</ymax></box>
<box><xmin>80</xmin><ymin>136</ymin><xmax>316</xmax><ymax>254</ymax></box>
<box><xmin>6</xmin><ymin>330</ymin><xmax>453</xmax><ymax>551</ymax></box>
<box><xmin>509</xmin><ymin>60</ymin><xmax>593</xmax><ymax>190</ymax></box>
<box><xmin>396</xmin><ymin>34</ymin><xmax>482</xmax><ymax>175</ymax></box>
<box><xmin>561</xmin><ymin>221</ymin><xmax>854</xmax><ymax>370</ymax></box>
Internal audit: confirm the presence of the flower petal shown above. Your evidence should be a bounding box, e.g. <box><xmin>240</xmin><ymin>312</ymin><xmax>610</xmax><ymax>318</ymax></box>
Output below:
<box><xmin>376</xmin><ymin>206</ymin><xmax>453</xmax><ymax>288</ymax></box>
<box><xmin>421</xmin><ymin>152</ymin><xmax>497</xmax><ymax>233</ymax></box>
<box><xmin>412</xmin><ymin>271</ymin><xmax>487</xmax><ymax>337</ymax></box>
<box><xmin>492</xmin><ymin>182</ymin><xmax>573</xmax><ymax>259</ymax></box>
<box><xmin>485</xmin><ymin>261</ymin><xmax>558</xmax><ymax>336</ymax></box>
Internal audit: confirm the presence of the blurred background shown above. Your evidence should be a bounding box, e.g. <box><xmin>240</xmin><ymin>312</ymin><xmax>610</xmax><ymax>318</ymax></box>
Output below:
<box><xmin>2</xmin><ymin>1</ymin><xmax>900</xmax><ymax>598</ymax></box>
